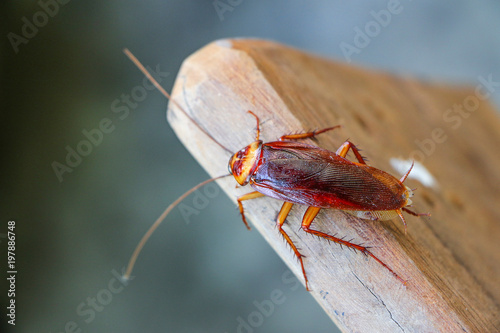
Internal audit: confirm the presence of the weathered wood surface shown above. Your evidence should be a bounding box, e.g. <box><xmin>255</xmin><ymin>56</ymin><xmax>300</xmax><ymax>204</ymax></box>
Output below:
<box><xmin>167</xmin><ymin>39</ymin><xmax>500</xmax><ymax>333</ymax></box>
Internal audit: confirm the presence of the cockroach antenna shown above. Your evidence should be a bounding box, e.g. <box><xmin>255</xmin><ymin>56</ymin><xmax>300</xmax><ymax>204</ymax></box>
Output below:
<box><xmin>121</xmin><ymin>49</ymin><xmax>232</xmax><ymax>280</ymax></box>
<box><xmin>123</xmin><ymin>49</ymin><xmax>232</xmax><ymax>154</ymax></box>
<box><xmin>122</xmin><ymin>175</ymin><xmax>229</xmax><ymax>280</ymax></box>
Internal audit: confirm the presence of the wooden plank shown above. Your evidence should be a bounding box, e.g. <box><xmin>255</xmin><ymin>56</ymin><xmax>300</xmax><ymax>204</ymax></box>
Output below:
<box><xmin>167</xmin><ymin>39</ymin><xmax>500</xmax><ymax>332</ymax></box>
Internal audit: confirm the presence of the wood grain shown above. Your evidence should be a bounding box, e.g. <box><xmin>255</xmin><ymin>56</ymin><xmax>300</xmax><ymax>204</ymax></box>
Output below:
<box><xmin>167</xmin><ymin>39</ymin><xmax>500</xmax><ymax>332</ymax></box>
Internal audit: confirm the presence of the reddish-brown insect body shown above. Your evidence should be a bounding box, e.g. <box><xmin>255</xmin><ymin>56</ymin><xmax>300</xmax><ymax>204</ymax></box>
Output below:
<box><xmin>229</xmin><ymin>111</ymin><xmax>428</xmax><ymax>290</ymax></box>
<box><xmin>122</xmin><ymin>49</ymin><xmax>429</xmax><ymax>291</ymax></box>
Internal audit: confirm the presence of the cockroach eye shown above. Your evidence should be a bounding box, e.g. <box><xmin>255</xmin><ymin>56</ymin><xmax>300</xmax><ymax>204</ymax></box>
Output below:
<box><xmin>228</xmin><ymin>155</ymin><xmax>235</xmax><ymax>175</ymax></box>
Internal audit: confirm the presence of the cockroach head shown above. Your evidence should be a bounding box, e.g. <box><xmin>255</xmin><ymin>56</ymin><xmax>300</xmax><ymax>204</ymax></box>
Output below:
<box><xmin>228</xmin><ymin>141</ymin><xmax>263</xmax><ymax>186</ymax></box>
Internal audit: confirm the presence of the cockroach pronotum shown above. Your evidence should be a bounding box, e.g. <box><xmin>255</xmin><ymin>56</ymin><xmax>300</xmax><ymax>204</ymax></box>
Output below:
<box><xmin>122</xmin><ymin>49</ymin><xmax>430</xmax><ymax>291</ymax></box>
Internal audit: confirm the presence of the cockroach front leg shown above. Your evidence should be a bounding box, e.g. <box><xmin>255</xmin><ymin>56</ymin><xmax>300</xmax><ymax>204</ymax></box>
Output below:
<box><xmin>278</xmin><ymin>125</ymin><xmax>341</xmax><ymax>141</ymax></box>
<box><xmin>276</xmin><ymin>202</ymin><xmax>312</xmax><ymax>291</ymax></box>
<box><xmin>336</xmin><ymin>141</ymin><xmax>367</xmax><ymax>164</ymax></box>
<box><xmin>301</xmin><ymin>206</ymin><xmax>406</xmax><ymax>285</ymax></box>
<box><xmin>236</xmin><ymin>191</ymin><xmax>265</xmax><ymax>230</ymax></box>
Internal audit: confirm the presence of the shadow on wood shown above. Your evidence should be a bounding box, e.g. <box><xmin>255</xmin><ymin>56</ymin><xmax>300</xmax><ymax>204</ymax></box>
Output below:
<box><xmin>167</xmin><ymin>38</ymin><xmax>500</xmax><ymax>332</ymax></box>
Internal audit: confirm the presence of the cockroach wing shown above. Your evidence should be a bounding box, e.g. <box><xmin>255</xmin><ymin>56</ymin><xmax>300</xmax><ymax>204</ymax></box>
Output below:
<box><xmin>251</xmin><ymin>143</ymin><xmax>406</xmax><ymax>211</ymax></box>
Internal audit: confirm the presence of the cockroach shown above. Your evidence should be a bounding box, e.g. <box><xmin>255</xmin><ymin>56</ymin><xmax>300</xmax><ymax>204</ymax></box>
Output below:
<box><xmin>122</xmin><ymin>49</ymin><xmax>429</xmax><ymax>291</ymax></box>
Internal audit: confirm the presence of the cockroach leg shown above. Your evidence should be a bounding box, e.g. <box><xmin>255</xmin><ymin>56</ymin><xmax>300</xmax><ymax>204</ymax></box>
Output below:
<box><xmin>277</xmin><ymin>202</ymin><xmax>294</xmax><ymax>224</ymax></box>
<box><xmin>396</xmin><ymin>209</ymin><xmax>409</xmax><ymax>234</ymax></box>
<box><xmin>278</xmin><ymin>125</ymin><xmax>341</xmax><ymax>141</ymax></box>
<box><xmin>301</xmin><ymin>206</ymin><xmax>406</xmax><ymax>285</ymax></box>
<box><xmin>236</xmin><ymin>191</ymin><xmax>265</xmax><ymax>230</ymax></box>
<box><xmin>276</xmin><ymin>202</ymin><xmax>311</xmax><ymax>291</ymax></box>
<box><xmin>335</xmin><ymin>141</ymin><xmax>367</xmax><ymax>164</ymax></box>
<box><xmin>247</xmin><ymin>111</ymin><xmax>260</xmax><ymax>141</ymax></box>
<box><xmin>402</xmin><ymin>207</ymin><xmax>430</xmax><ymax>217</ymax></box>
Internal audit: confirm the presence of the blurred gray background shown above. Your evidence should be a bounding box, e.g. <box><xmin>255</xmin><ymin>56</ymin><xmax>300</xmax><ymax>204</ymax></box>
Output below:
<box><xmin>2</xmin><ymin>1</ymin><xmax>500</xmax><ymax>332</ymax></box>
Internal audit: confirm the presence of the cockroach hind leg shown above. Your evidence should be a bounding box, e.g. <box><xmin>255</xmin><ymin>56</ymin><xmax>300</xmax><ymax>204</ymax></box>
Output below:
<box><xmin>301</xmin><ymin>210</ymin><xmax>406</xmax><ymax>285</ymax></box>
